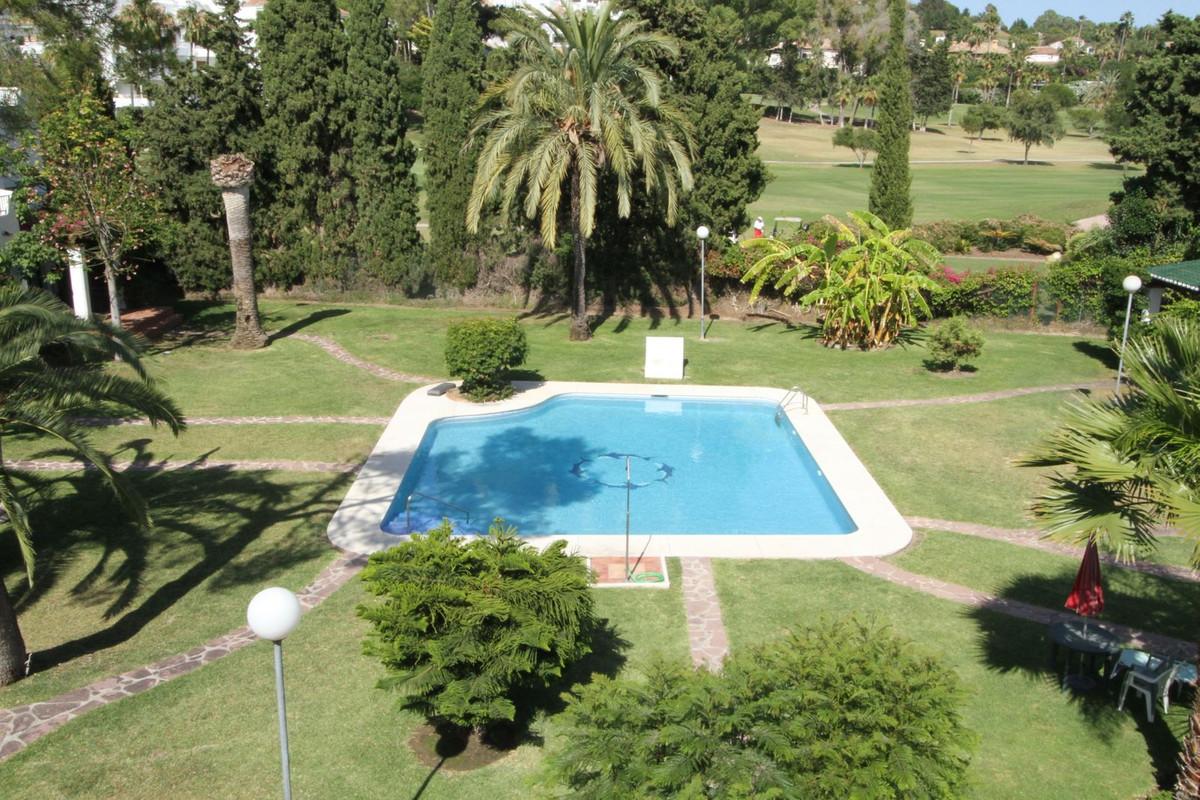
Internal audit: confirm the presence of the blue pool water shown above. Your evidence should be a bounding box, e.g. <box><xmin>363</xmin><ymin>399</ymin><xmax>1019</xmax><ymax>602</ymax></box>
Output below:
<box><xmin>383</xmin><ymin>394</ymin><xmax>856</xmax><ymax>536</ymax></box>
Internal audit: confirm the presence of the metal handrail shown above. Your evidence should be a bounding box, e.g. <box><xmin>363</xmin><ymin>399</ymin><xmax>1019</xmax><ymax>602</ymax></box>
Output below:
<box><xmin>405</xmin><ymin>491</ymin><xmax>471</xmax><ymax>531</ymax></box>
<box><xmin>776</xmin><ymin>385</ymin><xmax>809</xmax><ymax>420</ymax></box>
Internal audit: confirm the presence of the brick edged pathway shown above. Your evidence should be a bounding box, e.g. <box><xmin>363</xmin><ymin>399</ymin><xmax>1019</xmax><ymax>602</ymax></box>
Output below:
<box><xmin>0</xmin><ymin>553</ymin><xmax>367</xmax><ymax>761</ymax></box>
<box><xmin>291</xmin><ymin>334</ymin><xmax>439</xmax><ymax>384</ymax></box>
<box><xmin>822</xmin><ymin>381</ymin><xmax>1109</xmax><ymax>412</ymax></box>
<box><xmin>77</xmin><ymin>415</ymin><xmax>390</xmax><ymax>427</ymax></box>
<box><xmin>908</xmin><ymin>516</ymin><xmax>1199</xmax><ymax>584</ymax></box>
<box><xmin>842</xmin><ymin>557</ymin><xmax>1196</xmax><ymax>660</ymax></box>
<box><xmin>680</xmin><ymin>558</ymin><xmax>730</xmax><ymax>670</ymax></box>
<box><xmin>6</xmin><ymin>458</ymin><xmax>361</xmax><ymax>474</ymax></box>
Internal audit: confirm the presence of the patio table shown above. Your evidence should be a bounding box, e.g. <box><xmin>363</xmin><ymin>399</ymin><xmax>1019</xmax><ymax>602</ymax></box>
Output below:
<box><xmin>1048</xmin><ymin>620</ymin><xmax>1122</xmax><ymax>691</ymax></box>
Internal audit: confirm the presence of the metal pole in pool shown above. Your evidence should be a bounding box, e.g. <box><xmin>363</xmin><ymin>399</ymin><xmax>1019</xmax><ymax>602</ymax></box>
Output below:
<box><xmin>625</xmin><ymin>456</ymin><xmax>632</xmax><ymax>581</ymax></box>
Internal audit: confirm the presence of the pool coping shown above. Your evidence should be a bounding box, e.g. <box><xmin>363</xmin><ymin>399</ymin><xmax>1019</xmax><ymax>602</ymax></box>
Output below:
<box><xmin>326</xmin><ymin>381</ymin><xmax>913</xmax><ymax>559</ymax></box>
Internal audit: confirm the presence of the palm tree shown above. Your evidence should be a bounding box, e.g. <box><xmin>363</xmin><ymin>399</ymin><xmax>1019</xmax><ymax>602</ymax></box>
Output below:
<box><xmin>741</xmin><ymin>211</ymin><xmax>940</xmax><ymax>349</ymax></box>
<box><xmin>0</xmin><ymin>286</ymin><xmax>184</xmax><ymax>686</ymax></box>
<box><xmin>114</xmin><ymin>0</ymin><xmax>178</xmax><ymax>104</ymax></box>
<box><xmin>467</xmin><ymin>2</ymin><xmax>694</xmax><ymax>341</ymax></box>
<box><xmin>211</xmin><ymin>154</ymin><xmax>267</xmax><ymax>349</ymax></box>
<box><xmin>948</xmin><ymin>55</ymin><xmax>968</xmax><ymax>126</ymax></box>
<box><xmin>1004</xmin><ymin>43</ymin><xmax>1030</xmax><ymax>106</ymax></box>
<box><xmin>1117</xmin><ymin>11</ymin><xmax>1134</xmax><ymax>62</ymax></box>
<box><xmin>1020</xmin><ymin>319</ymin><xmax>1200</xmax><ymax>797</ymax></box>
<box><xmin>176</xmin><ymin>5</ymin><xmax>215</xmax><ymax>65</ymax></box>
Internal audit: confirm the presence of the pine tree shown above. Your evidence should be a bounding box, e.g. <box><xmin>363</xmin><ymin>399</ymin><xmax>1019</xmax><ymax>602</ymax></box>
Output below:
<box><xmin>422</xmin><ymin>0</ymin><xmax>482</xmax><ymax>289</ymax></box>
<box><xmin>257</xmin><ymin>0</ymin><xmax>353</xmax><ymax>285</ymax></box>
<box><xmin>869</xmin><ymin>0</ymin><xmax>913</xmax><ymax>228</ymax></box>
<box><xmin>140</xmin><ymin>0</ymin><xmax>263</xmax><ymax>294</ymax></box>
<box><xmin>344</xmin><ymin>0</ymin><xmax>424</xmax><ymax>291</ymax></box>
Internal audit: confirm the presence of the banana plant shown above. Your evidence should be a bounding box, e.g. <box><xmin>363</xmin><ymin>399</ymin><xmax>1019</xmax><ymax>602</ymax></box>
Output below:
<box><xmin>741</xmin><ymin>210</ymin><xmax>941</xmax><ymax>349</ymax></box>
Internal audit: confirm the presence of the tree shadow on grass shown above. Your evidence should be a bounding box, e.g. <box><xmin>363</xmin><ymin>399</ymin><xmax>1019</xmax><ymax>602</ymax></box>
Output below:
<box><xmin>3</xmin><ymin>457</ymin><xmax>349</xmax><ymax>674</ymax></box>
<box><xmin>1073</xmin><ymin>339</ymin><xmax>1118</xmax><ymax>370</ymax></box>
<box><xmin>968</xmin><ymin>573</ymin><xmax>1184</xmax><ymax>785</ymax></box>
<box><xmin>267</xmin><ymin>308</ymin><xmax>352</xmax><ymax>342</ymax></box>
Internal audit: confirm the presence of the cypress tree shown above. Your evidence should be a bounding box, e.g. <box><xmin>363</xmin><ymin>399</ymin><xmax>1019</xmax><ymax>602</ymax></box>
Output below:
<box><xmin>141</xmin><ymin>0</ymin><xmax>263</xmax><ymax>294</ymax></box>
<box><xmin>422</xmin><ymin>0</ymin><xmax>482</xmax><ymax>289</ymax></box>
<box><xmin>344</xmin><ymin>0</ymin><xmax>424</xmax><ymax>291</ymax></box>
<box><xmin>256</xmin><ymin>0</ymin><xmax>353</xmax><ymax>285</ymax></box>
<box><xmin>869</xmin><ymin>0</ymin><xmax>913</xmax><ymax>228</ymax></box>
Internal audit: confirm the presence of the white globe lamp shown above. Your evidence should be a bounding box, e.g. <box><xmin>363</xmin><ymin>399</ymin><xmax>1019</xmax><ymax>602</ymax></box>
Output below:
<box><xmin>247</xmin><ymin>587</ymin><xmax>301</xmax><ymax>642</ymax></box>
<box><xmin>1115</xmin><ymin>274</ymin><xmax>1144</xmax><ymax>392</ymax></box>
<box><xmin>696</xmin><ymin>225</ymin><xmax>711</xmax><ymax>340</ymax></box>
<box><xmin>247</xmin><ymin>587</ymin><xmax>302</xmax><ymax>800</ymax></box>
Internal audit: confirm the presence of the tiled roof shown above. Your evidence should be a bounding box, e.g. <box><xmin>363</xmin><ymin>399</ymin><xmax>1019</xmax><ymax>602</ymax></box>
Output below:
<box><xmin>1149</xmin><ymin>260</ymin><xmax>1200</xmax><ymax>292</ymax></box>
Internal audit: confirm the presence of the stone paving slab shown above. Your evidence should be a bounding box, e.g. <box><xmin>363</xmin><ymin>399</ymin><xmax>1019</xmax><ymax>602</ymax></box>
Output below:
<box><xmin>842</xmin><ymin>556</ymin><xmax>1197</xmax><ymax>660</ymax></box>
<box><xmin>0</xmin><ymin>553</ymin><xmax>367</xmax><ymax>762</ymax></box>
<box><xmin>291</xmin><ymin>334</ymin><xmax>439</xmax><ymax>384</ymax></box>
<box><xmin>907</xmin><ymin>516</ymin><xmax>1200</xmax><ymax>584</ymax></box>
<box><xmin>76</xmin><ymin>415</ymin><xmax>390</xmax><ymax>427</ymax></box>
<box><xmin>6</xmin><ymin>458</ymin><xmax>362</xmax><ymax>474</ymax></box>
<box><xmin>822</xmin><ymin>381</ymin><xmax>1109</xmax><ymax>412</ymax></box>
<box><xmin>680</xmin><ymin>557</ymin><xmax>729</xmax><ymax>670</ymax></box>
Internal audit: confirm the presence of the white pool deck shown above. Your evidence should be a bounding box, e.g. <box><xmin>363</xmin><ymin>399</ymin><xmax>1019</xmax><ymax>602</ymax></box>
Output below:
<box><xmin>326</xmin><ymin>381</ymin><xmax>912</xmax><ymax>559</ymax></box>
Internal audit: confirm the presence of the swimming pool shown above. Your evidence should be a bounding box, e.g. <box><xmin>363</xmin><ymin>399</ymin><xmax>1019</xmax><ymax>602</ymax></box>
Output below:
<box><xmin>384</xmin><ymin>394</ymin><xmax>856</xmax><ymax>536</ymax></box>
<box><xmin>326</xmin><ymin>381</ymin><xmax>911</xmax><ymax>558</ymax></box>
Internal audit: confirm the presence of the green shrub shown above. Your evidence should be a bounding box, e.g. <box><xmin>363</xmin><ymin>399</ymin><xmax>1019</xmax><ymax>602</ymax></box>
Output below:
<box><xmin>358</xmin><ymin>521</ymin><xmax>597</xmax><ymax>733</ymax></box>
<box><xmin>1161</xmin><ymin>296</ymin><xmax>1200</xmax><ymax>324</ymax></box>
<box><xmin>912</xmin><ymin>219</ymin><xmax>976</xmax><ymax>253</ymax></box>
<box><xmin>930</xmin><ymin>267</ymin><xmax>1037</xmax><ymax>318</ymax></box>
<box><xmin>444</xmin><ymin>317</ymin><xmax>528</xmax><ymax>400</ymax></box>
<box><xmin>927</xmin><ymin>316</ymin><xmax>985</xmax><ymax>371</ymax></box>
<box><xmin>548</xmin><ymin>617</ymin><xmax>973</xmax><ymax>799</ymax></box>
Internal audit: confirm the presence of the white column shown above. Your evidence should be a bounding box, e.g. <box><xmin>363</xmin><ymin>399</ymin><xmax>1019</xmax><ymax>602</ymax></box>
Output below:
<box><xmin>68</xmin><ymin>248</ymin><xmax>92</xmax><ymax>319</ymax></box>
<box><xmin>1148</xmin><ymin>287</ymin><xmax>1164</xmax><ymax>316</ymax></box>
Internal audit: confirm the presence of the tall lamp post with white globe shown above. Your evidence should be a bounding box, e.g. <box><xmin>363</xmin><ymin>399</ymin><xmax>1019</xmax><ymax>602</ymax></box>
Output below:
<box><xmin>1115</xmin><ymin>274</ymin><xmax>1143</xmax><ymax>392</ymax></box>
<box><xmin>696</xmin><ymin>225</ymin><xmax>710</xmax><ymax>340</ymax></box>
<box><xmin>247</xmin><ymin>587</ymin><xmax>302</xmax><ymax>800</ymax></box>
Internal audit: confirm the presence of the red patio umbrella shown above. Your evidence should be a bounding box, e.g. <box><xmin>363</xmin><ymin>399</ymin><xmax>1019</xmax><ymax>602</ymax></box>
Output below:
<box><xmin>1065</xmin><ymin>537</ymin><xmax>1105</xmax><ymax>619</ymax></box>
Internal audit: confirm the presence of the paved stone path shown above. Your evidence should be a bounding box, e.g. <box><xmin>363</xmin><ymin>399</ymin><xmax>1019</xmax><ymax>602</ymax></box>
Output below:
<box><xmin>0</xmin><ymin>552</ymin><xmax>367</xmax><ymax>762</ymax></box>
<box><xmin>7</xmin><ymin>458</ymin><xmax>361</xmax><ymax>474</ymax></box>
<box><xmin>842</xmin><ymin>557</ymin><xmax>1196</xmax><ymax>660</ymax></box>
<box><xmin>291</xmin><ymin>334</ymin><xmax>439</xmax><ymax>384</ymax></box>
<box><xmin>822</xmin><ymin>381</ymin><xmax>1109</xmax><ymax>412</ymax></box>
<box><xmin>908</xmin><ymin>516</ymin><xmax>1199</xmax><ymax>584</ymax></box>
<box><xmin>680</xmin><ymin>558</ymin><xmax>730</xmax><ymax>670</ymax></box>
<box><xmin>77</xmin><ymin>415</ymin><xmax>390</xmax><ymax>427</ymax></box>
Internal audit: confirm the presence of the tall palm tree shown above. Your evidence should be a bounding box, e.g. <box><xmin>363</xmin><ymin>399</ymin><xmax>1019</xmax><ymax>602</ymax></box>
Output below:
<box><xmin>114</xmin><ymin>0</ymin><xmax>178</xmax><ymax>103</ymax></box>
<box><xmin>1116</xmin><ymin>11</ymin><xmax>1134</xmax><ymax>62</ymax></box>
<box><xmin>211</xmin><ymin>154</ymin><xmax>267</xmax><ymax>349</ymax></box>
<box><xmin>1020</xmin><ymin>319</ymin><xmax>1200</xmax><ymax>797</ymax></box>
<box><xmin>176</xmin><ymin>5</ymin><xmax>215</xmax><ymax>65</ymax></box>
<box><xmin>467</xmin><ymin>2</ymin><xmax>694</xmax><ymax>341</ymax></box>
<box><xmin>0</xmin><ymin>286</ymin><xmax>184</xmax><ymax>685</ymax></box>
<box><xmin>948</xmin><ymin>55</ymin><xmax>967</xmax><ymax>126</ymax></box>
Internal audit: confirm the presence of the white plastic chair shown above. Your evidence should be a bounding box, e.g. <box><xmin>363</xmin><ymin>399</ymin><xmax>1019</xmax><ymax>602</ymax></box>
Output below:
<box><xmin>1117</xmin><ymin>659</ymin><xmax>1178</xmax><ymax>722</ymax></box>
<box><xmin>1109</xmin><ymin>648</ymin><xmax>1153</xmax><ymax>680</ymax></box>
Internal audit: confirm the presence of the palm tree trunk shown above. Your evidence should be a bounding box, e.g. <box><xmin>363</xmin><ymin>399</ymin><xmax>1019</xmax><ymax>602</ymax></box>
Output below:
<box><xmin>1177</xmin><ymin>670</ymin><xmax>1200</xmax><ymax>799</ymax></box>
<box><xmin>220</xmin><ymin>183</ymin><xmax>268</xmax><ymax>349</ymax></box>
<box><xmin>569</xmin><ymin>161</ymin><xmax>589</xmax><ymax>342</ymax></box>
<box><xmin>0</xmin><ymin>577</ymin><xmax>28</xmax><ymax>687</ymax></box>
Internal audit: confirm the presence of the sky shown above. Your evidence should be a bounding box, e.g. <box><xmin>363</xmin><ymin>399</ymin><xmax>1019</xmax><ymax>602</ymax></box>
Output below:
<box><xmin>989</xmin><ymin>0</ymin><xmax>1200</xmax><ymax>25</ymax></box>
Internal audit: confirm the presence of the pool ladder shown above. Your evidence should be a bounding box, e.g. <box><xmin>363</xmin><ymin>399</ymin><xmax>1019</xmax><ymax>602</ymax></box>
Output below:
<box><xmin>775</xmin><ymin>386</ymin><xmax>809</xmax><ymax>421</ymax></box>
<box><xmin>405</xmin><ymin>491</ymin><xmax>471</xmax><ymax>532</ymax></box>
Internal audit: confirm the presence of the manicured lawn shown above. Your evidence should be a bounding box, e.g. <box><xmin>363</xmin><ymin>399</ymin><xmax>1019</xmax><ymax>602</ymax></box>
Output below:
<box><xmin>0</xmin><ymin>562</ymin><xmax>689</xmax><ymax>799</ymax></box>
<box><xmin>0</xmin><ymin>471</ymin><xmax>350</xmax><ymax>708</ymax></box>
<box><xmin>714</xmin><ymin>559</ymin><xmax>1184</xmax><ymax>800</ymax></box>
<box><xmin>894</xmin><ymin>530</ymin><xmax>1200</xmax><ymax>643</ymax></box>
<box><xmin>179</xmin><ymin>300</ymin><xmax>1113</xmax><ymax>405</ymax></box>
<box><xmin>942</xmin><ymin>254</ymin><xmax>1051</xmax><ymax>274</ymax></box>
<box><xmin>829</xmin><ymin>392</ymin><xmax>1072</xmax><ymax>529</ymax></box>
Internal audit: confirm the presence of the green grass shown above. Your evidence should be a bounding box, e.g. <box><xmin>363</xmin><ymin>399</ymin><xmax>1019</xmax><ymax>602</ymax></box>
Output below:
<box><xmin>942</xmin><ymin>254</ymin><xmax>1051</xmax><ymax>274</ymax></box>
<box><xmin>0</xmin><ymin>471</ymin><xmax>351</xmax><ymax>708</ymax></box>
<box><xmin>0</xmin><ymin>562</ymin><xmax>689</xmax><ymax>798</ymax></box>
<box><xmin>894</xmin><ymin>530</ymin><xmax>1200</xmax><ymax>643</ymax></box>
<box><xmin>714</xmin><ymin>559</ymin><xmax>1182</xmax><ymax>800</ymax></box>
<box><xmin>182</xmin><ymin>300</ymin><xmax>1113</xmax><ymax>406</ymax></box>
<box><xmin>830</xmin><ymin>393</ymin><xmax>1075</xmax><ymax>528</ymax></box>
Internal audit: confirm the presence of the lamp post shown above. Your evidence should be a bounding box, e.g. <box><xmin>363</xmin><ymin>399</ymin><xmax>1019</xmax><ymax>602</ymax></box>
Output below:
<box><xmin>1115</xmin><ymin>274</ymin><xmax>1142</xmax><ymax>393</ymax></box>
<box><xmin>696</xmin><ymin>225</ymin><xmax>710</xmax><ymax>339</ymax></box>
<box><xmin>247</xmin><ymin>587</ymin><xmax>303</xmax><ymax>800</ymax></box>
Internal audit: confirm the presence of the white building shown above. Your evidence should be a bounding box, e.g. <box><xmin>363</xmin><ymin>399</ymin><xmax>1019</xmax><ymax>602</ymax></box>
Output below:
<box><xmin>1025</xmin><ymin>45</ymin><xmax>1061</xmax><ymax>65</ymax></box>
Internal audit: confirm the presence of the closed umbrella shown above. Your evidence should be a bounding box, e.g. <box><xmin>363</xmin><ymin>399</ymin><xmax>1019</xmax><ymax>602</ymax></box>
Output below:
<box><xmin>1066</xmin><ymin>537</ymin><xmax>1104</xmax><ymax>628</ymax></box>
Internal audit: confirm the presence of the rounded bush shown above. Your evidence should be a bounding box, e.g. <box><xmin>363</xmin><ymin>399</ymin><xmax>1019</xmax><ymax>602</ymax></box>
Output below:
<box><xmin>548</xmin><ymin>617</ymin><xmax>973</xmax><ymax>799</ymax></box>
<box><xmin>444</xmin><ymin>317</ymin><xmax>528</xmax><ymax>400</ymax></box>
<box><xmin>927</xmin><ymin>316</ymin><xmax>985</xmax><ymax>371</ymax></box>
